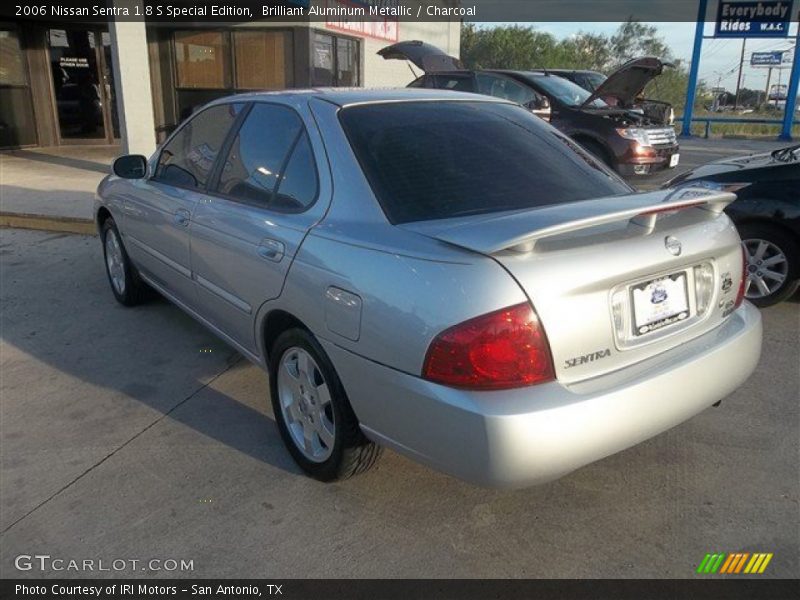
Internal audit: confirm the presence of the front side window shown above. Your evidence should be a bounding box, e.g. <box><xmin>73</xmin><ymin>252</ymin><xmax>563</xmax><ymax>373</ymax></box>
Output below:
<box><xmin>215</xmin><ymin>103</ymin><xmax>317</xmax><ymax>210</ymax></box>
<box><xmin>155</xmin><ymin>103</ymin><xmax>243</xmax><ymax>189</ymax></box>
<box><xmin>340</xmin><ymin>101</ymin><xmax>631</xmax><ymax>224</ymax></box>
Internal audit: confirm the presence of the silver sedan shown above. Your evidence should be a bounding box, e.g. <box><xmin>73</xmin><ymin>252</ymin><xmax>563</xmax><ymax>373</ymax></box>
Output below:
<box><xmin>95</xmin><ymin>89</ymin><xmax>762</xmax><ymax>488</ymax></box>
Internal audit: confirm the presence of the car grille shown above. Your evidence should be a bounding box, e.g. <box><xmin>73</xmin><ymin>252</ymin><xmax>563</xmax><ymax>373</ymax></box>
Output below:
<box><xmin>647</xmin><ymin>128</ymin><xmax>678</xmax><ymax>148</ymax></box>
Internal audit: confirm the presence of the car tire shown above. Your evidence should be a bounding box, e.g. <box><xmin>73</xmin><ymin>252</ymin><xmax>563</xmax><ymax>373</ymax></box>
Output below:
<box><xmin>269</xmin><ymin>328</ymin><xmax>382</xmax><ymax>481</ymax></box>
<box><xmin>738</xmin><ymin>223</ymin><xmax>799</xmax><ymax>307</ymax></box>
<box><xmin>101</xmin><ymin>218</ymin><xmax>149</xmax><ymax>306</ymax></box>
<box><xmin>579</xmin><ymin>139</ymin><xmax>616</xmax><ymax>171</ymax></box>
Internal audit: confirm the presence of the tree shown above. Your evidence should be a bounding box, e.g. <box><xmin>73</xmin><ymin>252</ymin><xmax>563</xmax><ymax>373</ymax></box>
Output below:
<box><xmin>610</xmin><ymin>20</ymin><xmax>673</xmax><ymax>67</ymax></box>
<box><xmin>460</xmin><ymin>23</ymin><xmax>560</xmax><ymax>70</ymax></box>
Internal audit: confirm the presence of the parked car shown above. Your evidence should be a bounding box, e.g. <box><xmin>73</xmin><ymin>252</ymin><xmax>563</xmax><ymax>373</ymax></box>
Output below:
<box><xmin>96</xmin><ymin>89</ymin><xmax>761</xmax><ymax>488</ymax></box>
<box><xmin>379</xmin><ymin>41</ymin><xmax>680</xmax><ymax>177</ymax></box>
<box><xmin>545</xmin><ymin>58</ymin><xmax>677</xmax><ymax>126</ymax></box>
<box><xmin>665</xmin><ymin>144</ymin><xmax>800</xmax><ymax>306</ymax></box>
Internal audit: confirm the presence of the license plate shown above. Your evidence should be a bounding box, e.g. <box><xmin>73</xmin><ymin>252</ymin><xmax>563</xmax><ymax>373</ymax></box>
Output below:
<box><xmin>669</xmin><ymin>153</ymin><xmax>680</xmax><ymax>168</ymax></box>
<box><xmin>630</xmin><ymin>272</ymin><xmax>690</xmax><ymax>336</ymax></box>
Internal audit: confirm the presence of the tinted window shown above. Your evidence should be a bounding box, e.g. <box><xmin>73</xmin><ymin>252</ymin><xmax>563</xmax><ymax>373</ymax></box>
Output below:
<box><xmin>340</xmin><ymin>101</ymin><xmax>631</xmax><ymax>224</ymax></box>
<box><xmin>583</xmin><ymin>72</ymin><xmax>607</xmax><ymax>92</ymax></box>
<box><xmin>529</xmin><ymin>75</ymin><xmax>607</xmax><ymax>108</ymax></box>
<box><xmin>476</xmin><ymin>73</ymin><xmax>536</xmax><ymax>105</ymax></box>
<box><xmin>155</xmin><ymin>103</ymin><xmax>242</xmax><ymax>189</ymax></box>
<box><xmin>433</xmin><ymin>74</ymin><xmax>475</xmax><ymax>92</ymax></box>
<box><xmin>216</xmin><ymin>103</ymin><xmax>303</xmax><ymax>206</ymax></box>
<box><xmin>272</xmin><ymin>134</ymin><xmax>318</xmax><ymax>211</ymax></box>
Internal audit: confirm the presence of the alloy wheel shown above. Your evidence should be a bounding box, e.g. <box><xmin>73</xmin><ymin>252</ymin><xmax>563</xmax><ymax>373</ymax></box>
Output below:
<box><xmin>277</xmin><ymin>347</ymin><xmax>336</xmax><ymax>463</ymax></box>
<box><xmin>105</xmin><ymin>230</ymin><xmax>126</xmax><ymax>295</ymax></box>
<box><xmin>743</xmin><ymin>238</ymin><xmax>788</xmax><ymax>300</ymax></box>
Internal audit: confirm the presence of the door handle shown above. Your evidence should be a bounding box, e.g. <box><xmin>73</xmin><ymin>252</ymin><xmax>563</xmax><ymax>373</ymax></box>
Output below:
<box><xmin>173</xmin><ymin>209</ymin><xmax>190</xmax><ymax>228</ymax></box>
<box><xmin>257</xmin><ymin>238</ymin><xmax>285</xmax><ymax>262</ymax></box>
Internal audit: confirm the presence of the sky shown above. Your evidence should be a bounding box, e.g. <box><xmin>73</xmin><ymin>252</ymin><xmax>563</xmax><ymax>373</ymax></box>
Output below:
<box><xmin>485</xmin><ymin>22</ymin><xmax>798</xmax><ymax>92</ymax></box>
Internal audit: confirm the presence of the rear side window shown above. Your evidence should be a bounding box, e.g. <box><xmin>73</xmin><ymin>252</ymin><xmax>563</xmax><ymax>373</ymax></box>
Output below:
<box><xmin>339</xmin><ymin>101</ymin><xmax>631</xmax><ymax>224</ymax></box>
<box><xmin>215</xmin><ymin>103</ymin><xmax>317</xmax><ymax>209</ymax></box>
<box><xmin>476</xmin><ymin>73</ymin><xmax>536</xmax><ymax>105</ymax></box>
<box><xmin>155</xmin><ymin>103</ymin><xmax>243</xmax><ymax>189</ymax></box>
<box><xmin>433</xmin><ymin>74</ymin><xmax>475</xmax><ymax>92</ymax></box>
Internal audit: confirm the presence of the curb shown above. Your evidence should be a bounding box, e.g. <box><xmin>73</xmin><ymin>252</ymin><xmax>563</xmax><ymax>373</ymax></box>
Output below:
<box><xmin>0</xmin><ymin>212</ymin><xmax>96</xmax><ymax>236</ymax></box>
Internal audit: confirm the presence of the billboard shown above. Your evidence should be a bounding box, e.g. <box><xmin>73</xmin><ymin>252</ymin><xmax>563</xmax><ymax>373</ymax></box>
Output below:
<box><xmin>751</xmin><ymin>50</ymin><xmax>785</xmax><ymax>65</ymax></box>
<box><xmin>715</xmin><ymin>0</ymin><xmax>794</xmax><ymax>37</ymax></box>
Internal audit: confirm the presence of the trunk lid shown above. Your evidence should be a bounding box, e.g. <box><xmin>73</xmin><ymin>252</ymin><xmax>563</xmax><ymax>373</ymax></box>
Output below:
<box><xmin>402</xmin><ymin>189</ymin><xmax>745</xmax><ymax>383</ymax></box>
<box><xmin>378</xmin><ymin>40</ymin><xmax>463</xmax><ymax>73</ymax></box>
<box><xmin>581</xmin><ymin>57</ymin><xmax>671</xmax><ymax>109</ymax></box>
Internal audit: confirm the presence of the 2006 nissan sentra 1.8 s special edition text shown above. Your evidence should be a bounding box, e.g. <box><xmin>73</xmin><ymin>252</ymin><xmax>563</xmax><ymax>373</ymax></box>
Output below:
<box><xmin>95</xmin><ymin>89</ymin><xmax>762</xmax><ymax>488</ymax></box>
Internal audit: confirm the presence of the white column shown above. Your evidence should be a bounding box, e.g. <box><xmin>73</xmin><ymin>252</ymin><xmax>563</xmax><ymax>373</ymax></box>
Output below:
<box><xmin>108</xmin><ymin>3</ymin><xmax>156</xmax><ymax>156</ymax></box>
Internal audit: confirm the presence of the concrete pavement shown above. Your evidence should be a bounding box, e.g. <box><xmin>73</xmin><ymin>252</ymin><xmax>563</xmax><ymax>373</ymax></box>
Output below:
<box><xmin>0</xmin><ymin>228</ymin><xmax>797</xmax><ymax>579</ymax></box>
<box><xmin>0</xmin><ymin>146</ymin><xmax>117</xmax><ymax>221</ymax></box>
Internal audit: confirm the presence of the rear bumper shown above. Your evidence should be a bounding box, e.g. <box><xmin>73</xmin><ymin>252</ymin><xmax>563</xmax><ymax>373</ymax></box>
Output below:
<box><xmin>323</xmin><ymin>302</ymin><xmax>762</xmax><ymax>488</ymax></box>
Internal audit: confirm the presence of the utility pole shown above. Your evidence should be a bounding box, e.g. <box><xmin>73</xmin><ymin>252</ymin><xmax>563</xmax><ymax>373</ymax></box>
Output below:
<box><xmin>681</xmin><ymin>0</ymin><xmax>708</xmax><ymax>136</ymax></box>
<box><xmin>734</xmin><ymin>38</ymin><xmax>747</xmax><ymax>109</ymax></box>
<box><xmin>765</xmin><ymin>67</ymin><xmax>773</xmax><ymax>108</ymax></box>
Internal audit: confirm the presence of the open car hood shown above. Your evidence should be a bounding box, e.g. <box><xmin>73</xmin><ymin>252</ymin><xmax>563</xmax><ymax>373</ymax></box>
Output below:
<box><xmin>580</xmin><ymin>57</ymin><xmax>672</xmax><ymax>108</ymax></box>
<box><xmin>378</xmin><ymin>40</ymin><xmax>463</xmax><ymax>73</ymax></box>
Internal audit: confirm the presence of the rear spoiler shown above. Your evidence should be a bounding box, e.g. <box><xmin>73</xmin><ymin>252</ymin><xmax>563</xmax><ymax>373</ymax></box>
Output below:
<box><xmin>401</xmin><ymin>189</ymin><xmax>735</xmax><ymax>255</ymax></box>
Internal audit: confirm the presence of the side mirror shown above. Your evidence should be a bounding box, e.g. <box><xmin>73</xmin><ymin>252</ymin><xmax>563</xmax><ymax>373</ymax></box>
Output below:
<box><xmin>527</xmin><ymin>97</ymin><xmax>552</xmax><ymax>122</ymax></box>
<box><xmin>113</xmin><ymin>154</ymin><xmax>147</xmax><ymax>179</ymax></box>
<box><xmin>527</xmin><ymin>96</ymin><xmax>551</xmax><ymax>111</ymax></box>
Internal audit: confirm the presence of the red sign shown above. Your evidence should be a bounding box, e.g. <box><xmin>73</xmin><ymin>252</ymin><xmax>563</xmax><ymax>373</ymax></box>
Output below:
<box><xmin>324</xmin><ymin>1</ymin><xmax>399</xmax><ymax>42</ymax></box>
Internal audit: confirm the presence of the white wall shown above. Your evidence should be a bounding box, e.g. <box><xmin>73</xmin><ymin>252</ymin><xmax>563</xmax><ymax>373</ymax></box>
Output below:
<box><xmin>361</xmin><ymin>21</ymin><xmax>462</xmax><ymax>88</ymax></box>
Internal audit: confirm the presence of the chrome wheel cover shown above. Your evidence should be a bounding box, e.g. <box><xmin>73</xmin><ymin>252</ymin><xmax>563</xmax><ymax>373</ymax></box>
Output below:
<box><xmin>105</xmin><ymin>230</ymin><xmax>126</xmax><ymax>295</ymax></box>
<box><xmin>743</xmin><ymin>238</ymin><xmax>788</xmax><ymax>300</ymax></box>
<box><xmin>277</xmin><ymin>347</ymin><xmax>335</xmax><ymax>463</ymax></box>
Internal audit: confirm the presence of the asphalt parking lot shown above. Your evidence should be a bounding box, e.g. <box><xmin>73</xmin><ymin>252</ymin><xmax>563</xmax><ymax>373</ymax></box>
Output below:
<box><xmin>1</xmin><ymin>140</ymin><xmax>798</xmax><ymax>579</ymax></box>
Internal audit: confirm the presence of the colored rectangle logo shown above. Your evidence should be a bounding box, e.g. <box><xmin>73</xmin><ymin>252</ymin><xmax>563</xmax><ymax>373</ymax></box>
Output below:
<box><xmin>697</xmin><ymin>552</ymin><xmax>773</xmax><ymax>574</ymax></box>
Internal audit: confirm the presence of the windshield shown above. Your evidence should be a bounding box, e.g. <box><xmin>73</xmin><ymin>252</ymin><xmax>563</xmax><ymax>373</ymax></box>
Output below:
<box><xmin>583</xmin><ymin>72</ymin><xmax>607</xmax><ymax>92</ymax></box>
<box><xmin>532</xmin><ymin>75</ymin><xmax>607</xmax><ymax>108</ymax></box>
<box><xmin>339</xmin><ymin>101</ymin><xmax>631</xmax><ymax>224</ymax></box>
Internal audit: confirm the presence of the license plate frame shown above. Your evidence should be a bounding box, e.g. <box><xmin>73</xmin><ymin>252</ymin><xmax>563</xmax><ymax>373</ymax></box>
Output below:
<box><xmin>669</xmin><ymin>153</ymin><xmax>680</xmax><ymax>168</ymax></box>
<box><xmin>630</xmin><ymin>271</ymin><xmax>690</xmax><ymax>336</ymax></box>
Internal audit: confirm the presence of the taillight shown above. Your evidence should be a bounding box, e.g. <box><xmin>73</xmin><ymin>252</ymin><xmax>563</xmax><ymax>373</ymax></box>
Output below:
<box><xmin>734</xmin><ymin>244</ymin><xmax>747</xmax><ymax>309</ymax></box>
<box><xmin>422</xmin><ymin>303</ymin><xmax>555</xmax><ymax>390</ymax></box>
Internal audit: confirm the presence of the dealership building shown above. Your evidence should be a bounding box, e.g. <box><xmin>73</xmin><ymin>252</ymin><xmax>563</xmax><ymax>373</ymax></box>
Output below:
<box><xmin>0</xmin><ymin>1</ymin><xmax>460</xmax><ymax>154</ymax></box>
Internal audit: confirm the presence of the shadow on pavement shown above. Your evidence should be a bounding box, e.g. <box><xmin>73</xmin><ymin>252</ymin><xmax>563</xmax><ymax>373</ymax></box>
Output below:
<box><xmin>0</xmin><ymin>230</ymin><xmax>300</xmax><ymax>481</ymax></box>
<box><xmin>6</xmin><ymin>149</ymin><xmax>111</xmax><ymax>174</ymax></box>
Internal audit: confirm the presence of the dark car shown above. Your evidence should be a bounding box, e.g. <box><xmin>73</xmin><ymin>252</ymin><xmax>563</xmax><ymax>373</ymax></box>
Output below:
<box><xmin>379</xmin><ymin>42</ymin><xmax>680</xmax><ymax>178</ymax></box>
<box><xmin>665</xmin><ymin>144</ymin><xmax>800</xmax><ymax>306</ymax></box>
<box><xmin>546</xmin><ymin>59</ymin><xmax>676</xmax><ymax>126</ymax></box>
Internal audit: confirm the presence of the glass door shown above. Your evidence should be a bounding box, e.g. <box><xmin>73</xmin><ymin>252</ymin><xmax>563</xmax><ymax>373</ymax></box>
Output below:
<box><xmin>47</xmin><ymin>28</ymin><xmax>117</xmax><ymax>143</ymax></box>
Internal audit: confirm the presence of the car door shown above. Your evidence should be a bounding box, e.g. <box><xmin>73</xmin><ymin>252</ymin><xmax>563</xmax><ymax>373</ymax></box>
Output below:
<box><xmin>189</xmin><ymin>101</ymin><xmax>326</xmax><ymax>354</ymax></box>
<box><xmin>122</xmin><ymin>103</ymin><xmax>244</xmax><ymax>306</ymax></box>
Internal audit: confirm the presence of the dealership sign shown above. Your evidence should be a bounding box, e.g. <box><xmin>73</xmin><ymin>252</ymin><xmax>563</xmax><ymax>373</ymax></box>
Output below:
<box><xmin>715</xmin><ymin>0</ymin><xmax>794</xmax><ymax>37</ymax></box>
<box><xmin>751</xmin><ymin>50</ymin><xmax>785</xmax><ymax>65</ymax></box>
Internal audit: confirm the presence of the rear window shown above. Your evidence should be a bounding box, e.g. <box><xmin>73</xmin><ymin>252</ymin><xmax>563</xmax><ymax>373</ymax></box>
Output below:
<box><xmin>339</xmin><ymin>101</ymin><xmax>631</xmax><ymax>224</ymax></box>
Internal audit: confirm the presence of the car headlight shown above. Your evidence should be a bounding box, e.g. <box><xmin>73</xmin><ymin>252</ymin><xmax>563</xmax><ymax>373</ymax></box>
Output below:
<box><xmin>617</xmin><ymin>128</ymin><xmax>651</xmax><ymax>146</ymax></box>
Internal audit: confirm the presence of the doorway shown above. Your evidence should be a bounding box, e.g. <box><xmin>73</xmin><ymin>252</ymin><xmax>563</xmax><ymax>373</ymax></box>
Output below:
<box><xmin>47</xmin><ymin>28</ymin><xmax>119</xmax><ymax>144</ymax></box>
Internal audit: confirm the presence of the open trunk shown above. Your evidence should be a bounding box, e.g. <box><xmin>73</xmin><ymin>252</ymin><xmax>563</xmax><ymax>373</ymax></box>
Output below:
<box><xmin>402</xmin><ymin>189</ymin><xmax>745</xmax><ymax>383</ymax></box>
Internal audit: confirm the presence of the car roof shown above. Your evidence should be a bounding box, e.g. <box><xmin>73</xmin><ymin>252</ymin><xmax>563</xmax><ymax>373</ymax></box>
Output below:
<box><xmin>212</xmin><ymin>87</ymin><xmax>504</xmax><ymax>108</ymax></box>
